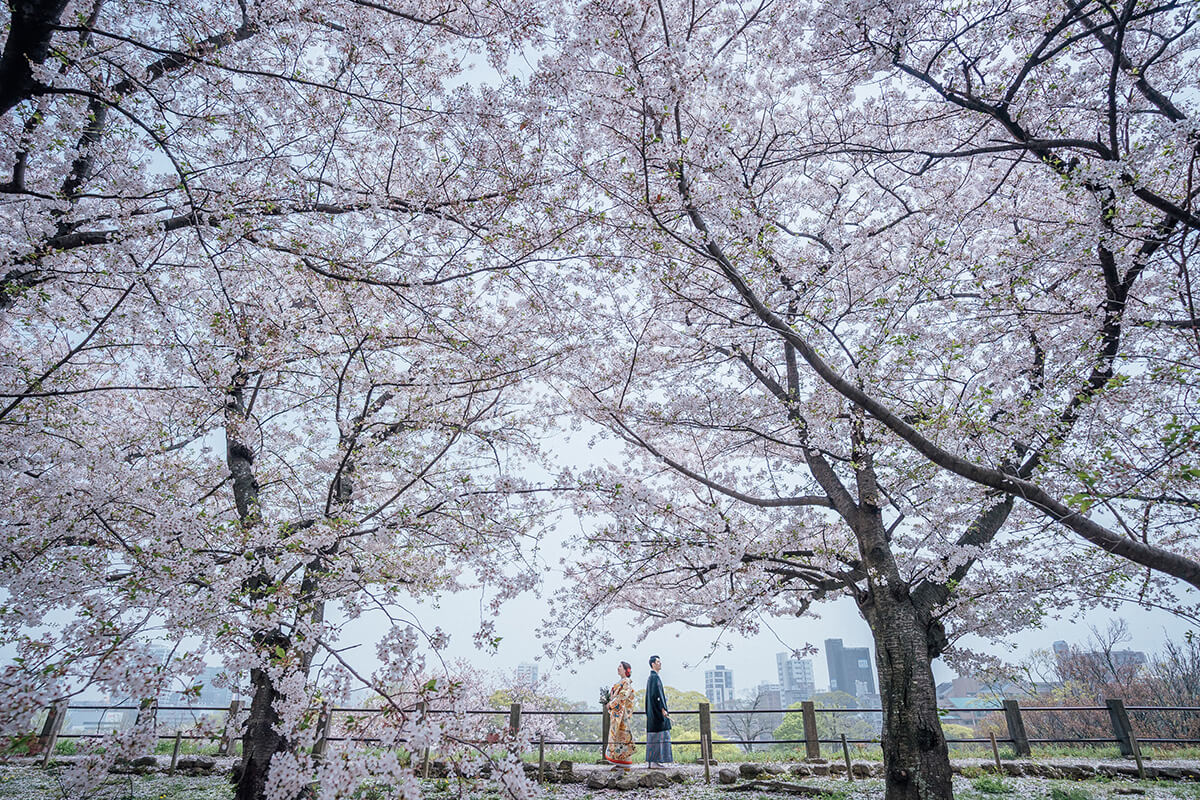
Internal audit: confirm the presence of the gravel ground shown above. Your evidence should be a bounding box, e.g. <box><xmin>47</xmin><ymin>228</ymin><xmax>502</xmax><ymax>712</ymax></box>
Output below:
<box><xmin>2</xmin><ymin>758</ymin><xmax>1199</xmax><ymax>800</ymax></box>
<box><xmin>0</xmin><ymin>764</ymin><xmax>231</xmax><ymax>799</ymax></box>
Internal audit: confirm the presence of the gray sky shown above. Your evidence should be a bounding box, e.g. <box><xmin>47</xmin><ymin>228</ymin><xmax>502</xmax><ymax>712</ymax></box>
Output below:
<box><xmin>331</xmin><ymin>425</ymin><xmax>1194</xmax><ymax>707</ymax></box>
<box><xmin>342</xmin><ymin>575</ymin><xmax>1189</xmax><ymax>707</ymax></box>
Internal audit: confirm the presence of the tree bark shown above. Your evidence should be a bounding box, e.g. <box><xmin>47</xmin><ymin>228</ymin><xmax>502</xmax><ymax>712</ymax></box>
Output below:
<box><xmin>0</xmin><ymin>0</ymin><xmax>71</xmax><ymax>116</ymax></box>
<box><xmin>848</xmin><ymin>413</ymin><xmax>953</xmax><ymax>800</ymax></box>
<box><xmin>226</xmin><ymin>369</ymin><xmax>299</xmax><ymax>800</ymax></box>
<box><xmin>236</xmin><ymin>628</ymin><xmax>292</xmax><ymax>800</ymax></box>
<box><xmin>860</xmin><ymin>592</ymin><xmax>953</xmax><ymax>800</ymax></box>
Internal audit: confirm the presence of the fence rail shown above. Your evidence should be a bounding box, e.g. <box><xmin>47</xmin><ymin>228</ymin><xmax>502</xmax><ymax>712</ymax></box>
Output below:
<box><xmin>28</xmin><ymin>697</ymin><xmax>1200</xmax><ymax>769</ymax></box>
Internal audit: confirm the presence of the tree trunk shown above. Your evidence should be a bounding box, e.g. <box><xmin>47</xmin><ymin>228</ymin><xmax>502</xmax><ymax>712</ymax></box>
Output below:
<box><xmin>861</xmin><ymin>593</ymin><xmax>953</xmax><ymax>800</ymax></box>
<box><xmin>0</xmin><ymin>0</ymin><xmax>71</xmax><ymax>117</ymax></box>
<box><xmin>236</xmin><ymin>636</ymin><xmax>292</xmax><ymax>800</ymax></box>
<box><xmin>227</xmin><ymin>372</ymin><xmax>298</xmax><ymax>800</ymax></box>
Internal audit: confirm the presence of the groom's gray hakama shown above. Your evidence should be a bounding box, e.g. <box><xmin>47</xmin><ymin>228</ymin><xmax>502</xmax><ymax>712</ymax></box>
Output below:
<box><xmin>645</xmin><ymin>670</ymin><xmax>673</xmax><ymax>763</ymax></box>
<box><xmin>645</xmin><ymin>730</ymin><xmax>672</xmax><ymax>763</ymax></box>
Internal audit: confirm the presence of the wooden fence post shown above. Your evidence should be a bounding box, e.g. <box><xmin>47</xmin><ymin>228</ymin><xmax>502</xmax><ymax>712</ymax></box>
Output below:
<box><xmin>801</xmin><ymin>701</ymin><xmax>820</xmax><ymax>759</ymax></box>
<box><xmin>1129</xmin><ymin>730</ymin><xmax>1146</xmax><ymax>779</ymax></box>
<box><xmin>38</xmin><ymin>702</ymin><xmax>67</xmax><ymax>767</ymax></box>
<box><xmin>537</xmin><ymin>733</ymin><xmax>546</xmax><ymax>783</ymax></box>
<box><xmin>841</xmin><ymin>733</ymin><xmax>853</xmax><ymax>781</ymax></box>
<box><xmin>702</xmin><ymin>735</ymin><xmax>711</xmax><ymax>784</ymax></box>
<box><xmin>599</xmin><ymin>701</ymin><xmax>610</xmax><ymax>763</ymax></box>
<box><xmin>168</xmin><ymin>731</ymin><xmax>183</xmax><ymax>775</ymax></box>
<box><xmin>1106</xmin><ymin>698</ymin><xmax>1135</xmax><ymax>757</ymax></box>
<box><xmin>1002</xmin><ymin>700</ymin><xmax>1031</xmax><ymax>757</ymax></box>
<box><xmin>508</xmin><ymin>702</ymin><xmax>521</xmax><ymax>735</ymax></box>
<box><xmin>218</xmin><ymin>700</ymin><xmax>241</xmax><ymax>756</ymax></box>
<box><xmin>311</xmin><ymin>703</ymin><xmax>333</xmax><ymax>763</ymax></box>
<box><xmin>418</xmin><ymin>701</ymin><xmax>430</xmax><ymax>778</ymax></box>
<box><xmin>698</xmin><ymin>702</ymin><xmax>714</xmax><ymax>764</ymax></box>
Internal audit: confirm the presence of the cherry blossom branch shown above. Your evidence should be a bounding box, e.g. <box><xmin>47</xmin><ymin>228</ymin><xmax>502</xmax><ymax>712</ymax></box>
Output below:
<box><xmin>603</xmin><ymin>411</ymin><xmax>835</xmax><ymax>509</ymax></box>
<box><xmin>0</xmin><ymin>282</ymin><xmax>136</xmax><ymax>422</ymax></box>
<box><xmin>683</xmin><ymin>199</ymin><xmax>1200</xmax><ymax>589</ymax></box>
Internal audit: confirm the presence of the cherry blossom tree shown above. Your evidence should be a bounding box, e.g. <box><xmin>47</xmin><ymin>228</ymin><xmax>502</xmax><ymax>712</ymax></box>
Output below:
<box><xmin>783</xmin><ymin>0</ymin><xmax>1200</xmax><ymax>584</ymax></box>
<box><xmin>1</xmin><ymin>247</ymin><xmax>556</xmax><ymax>799</ymax></box>
<box><xmin>3</xmin><ymin>4</ymin><xmax>1197</xmax><ymax>800</ymax></box>
<box><xmin>0</xmin><ymin>1</ymin><xmax>561</xmax><ymax>799</ymax></box>
<box><xmin>531</xmin><ymin>3</ymin><xmax>1198</xmax><ymax>800</ymax></box>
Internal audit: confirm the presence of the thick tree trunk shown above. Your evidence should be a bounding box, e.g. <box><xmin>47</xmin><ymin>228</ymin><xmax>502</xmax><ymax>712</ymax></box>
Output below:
<box><xmin>0</xmin><ymin>0</ymin><xmax>71</xmax><ymax>117</ymax></box>
<box><xmin>236</xmin><ymin>637</ymin><xmax>292</xmax><ymax>800</ymax></box>
<box><xmin>861</xmin><ymin>593</ymin><xmax>953</xmax><ymax>800</ymax></box>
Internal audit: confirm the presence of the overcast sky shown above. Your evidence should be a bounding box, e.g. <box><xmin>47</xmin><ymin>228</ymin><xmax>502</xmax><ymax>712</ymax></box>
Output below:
<box><xmin>341</xmin><ymin>547</ymin><xmax>1191</xmax><ymax>706</ymax></box>
<box><xmin>15</xmin><ymin>423</ymin><xmax>1192</xmax><ymax>709</ymax></box>
<box><xmin>309</xmin><ymin>419</ymin><xmax>1198</xmax><ymax>707</ymax></box>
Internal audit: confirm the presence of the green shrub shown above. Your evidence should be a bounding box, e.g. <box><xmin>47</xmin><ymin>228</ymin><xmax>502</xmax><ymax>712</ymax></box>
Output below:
<box><xmin>1</xmin><ymin>733</ymin><xmax>40</xmax><ymax>755</ymax></box>
<box><xmin>152</xmin><ymin>737</ymin><xmax>218</xmax><ymax>755</ymax></box>
<box><xmin>521</xmin><ymin>749</ymin><xmax>597</xmax><ymax>764</ymax></box>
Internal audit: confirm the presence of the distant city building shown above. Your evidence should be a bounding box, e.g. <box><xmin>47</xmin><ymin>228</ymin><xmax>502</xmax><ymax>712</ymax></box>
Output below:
<box><xmin>516</xmin><ymin>663</ymin><xmax>539</xmax><ymax>687</ymax></box>
<box><xmin>754</xmin><ymin>682</ymin><xmax>786</xmax><ymax>735</ymax></box>
<box><xmin>935</xmin><ymin>675</ymin><xmax>1058</xmax><ymax>701</ymax></box>
<box><xmin>775</xmin><ymin>652</ymin><xmax>815</xmax><ymax>706</ymax></box>
<box><xmin>825</xmin><ymin>638</ymin><xmax>876</xmax><ymax>698</ymax></box>
<box><xmin>756</xmin><ymin>681</ymin><xmax>782</xmax><ymax>708</ymax></box>
<box><xmin>159</xmin><ymin>665</ymin><xmax>234</xmax><ymax>729</ymax></box>
<box><xmin>65</xmin><ymin>699</ymin><xmax>136</xmax><ymax>735</ymax></box>
<box><xmin>101</xmin><ymin>648</ymin><xmax>238</xmax><ymax>731</ymax></box>
<box><xmin>705</xmin><ymin>665</ymin><xmax>735</xmax><ymax>708</ymax></box>
<box><xmin>1053</xmin><ymin>640</ymin><xmax>1146</xmax><ymax>672</ymax></box>
<box><xmin>858</xmin><ymin>692</ymin><xmax>882</xmax><ymax>711</ymax></box>
<box><xmin>935</xmin><ymin>675</ymin><xmax>1060</xmax><ymax>726</ymax></box>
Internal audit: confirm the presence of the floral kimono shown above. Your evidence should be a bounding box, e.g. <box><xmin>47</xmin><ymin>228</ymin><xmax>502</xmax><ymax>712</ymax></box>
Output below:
<box><xmin>604</xmin><ymin>675</ymin><xmax>635</xmax><ymax>765</ymax></box>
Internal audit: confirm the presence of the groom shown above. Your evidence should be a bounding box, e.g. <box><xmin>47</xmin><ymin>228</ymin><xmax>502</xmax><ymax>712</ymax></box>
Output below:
<box><xmin>645</xmin><ymin>655</ymin><xmax>672</xmax><ymax>768</ymax></box>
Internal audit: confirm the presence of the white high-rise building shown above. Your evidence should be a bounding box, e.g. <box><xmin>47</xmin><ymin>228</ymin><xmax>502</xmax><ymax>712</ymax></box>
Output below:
<box><xmin>704</xmin><ymin>665</ymin><xmax>735</xmax><ymax>708</ymax></box>
<box><xmin>516</xmin><ymin>663</ymin><xmax>538</xmax><ymax>686</ymax></box>
<box><xmin>776</xmin><ymin>652</ymin><xmax>815</xmax><ymax>706</ymax></box>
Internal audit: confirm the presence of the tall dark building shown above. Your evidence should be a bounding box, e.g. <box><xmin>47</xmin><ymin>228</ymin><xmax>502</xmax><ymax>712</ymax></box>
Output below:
<box><xmin>825</xmin><ymin>638</ymin><xmax>876</xmax><ymax>698</ymax></box>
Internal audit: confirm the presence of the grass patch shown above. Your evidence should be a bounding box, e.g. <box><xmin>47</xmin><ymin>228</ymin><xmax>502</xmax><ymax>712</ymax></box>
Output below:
<box><xmin>1049</xmin><ymin>785</ymin><xmax>1095</xmax><ymax>800</ymax></box>
<box><xmin>971</xmin><ymin>775</ymin><xmax>1013</xmax><ymax>794</ymax></box>
<box><xmin>521</xmin><ymin>749</ymin><xmax>600</xmax><ymax>764</ymax></box>
<box><xmin>152</xmin><ymin>739</ymin><xmax>221</xmax><ymax>756</ymax></box>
